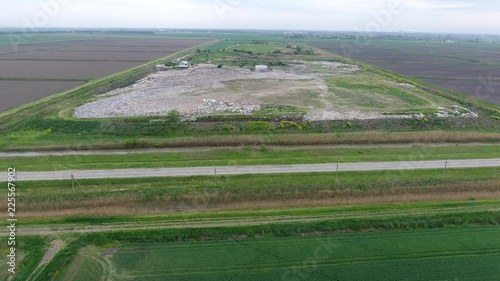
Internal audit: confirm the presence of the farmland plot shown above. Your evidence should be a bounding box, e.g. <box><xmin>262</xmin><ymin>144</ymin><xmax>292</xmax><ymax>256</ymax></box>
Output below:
<box><xmin>0</xmin><ymin>80</ymin><xmax>82</xmax><ymax>112</ymax></box>
<box><xmin>0</xmin><ymin>36</ymin><xmax>209</xmax><ymax>112</ymax></box>
<box><xmin>311</xmin><ymin>40</ymin><xmax>500</xmax><ymax>105</ymax></box>
<box><xmin>60</xmin><ymin>227</ymin><xmax>500</xmax><ymax>281</ymax></box>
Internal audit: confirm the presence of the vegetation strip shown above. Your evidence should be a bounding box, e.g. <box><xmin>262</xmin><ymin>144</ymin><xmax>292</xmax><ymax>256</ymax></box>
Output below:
<box><xmin>2</xmin><ymin>145</ymin><xmax>500</xmax><ymax>172</ymax></box>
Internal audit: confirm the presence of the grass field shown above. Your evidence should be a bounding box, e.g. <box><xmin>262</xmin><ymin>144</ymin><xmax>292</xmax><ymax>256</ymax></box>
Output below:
<box><xmin>59</xmin><ymin>226</ymin><xmax>500</xmax><ymax>281</ymax></box>
<box><xmin>2</xmin><ymin>144</ymin><xmax>500</xmax><ymax>171</ymax></box>
<box><xmin>325</xmin><ymin>73</ymin><xmax>455</xmax><ymax>112</ymax></box>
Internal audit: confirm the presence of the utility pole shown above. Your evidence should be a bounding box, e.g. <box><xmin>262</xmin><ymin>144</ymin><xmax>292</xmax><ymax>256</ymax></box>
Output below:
<box><xmin>70</xmin><ymin>173</ymin><xmax>75</xmax><ymax>193</ymax></box>
<box><xmin>336</xmin><ymin>163</ymin><xmax>339</xmax><ymax>184</ymax></box>
<box><xmin>70</xmin><ymin>174</ymin><xmax>87</xmax><ymax>197</ymax></box>
<box><xmin>443</xmin><ymin>161</ymin><xmax>448</xmax><ymax>177</ymax></box>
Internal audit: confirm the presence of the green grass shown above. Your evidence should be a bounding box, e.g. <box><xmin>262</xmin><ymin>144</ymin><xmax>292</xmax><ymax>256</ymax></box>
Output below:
<box><xmin>16</xmin><ymin>199</ymin><xmax>500</xmax><ymax>228</ymax></box>
<box><xmin>0</xmin><ymin>236</ymin><xmax>47</xmax><ymax>281</ymax></box>
<box><xmin>57</xmin><ymin>247</ymin><xmax>104</xmax><ymax>281</ymax></box>
<box><xmin>9</xmin><ymin>167</ymin><xmax>500</xmax><ymax>220</ymax></box>
<box><xmin>60</xmin><ymin>226</ymin><xmax>500</xmax><ymax>281</ymax></box>
<box><xmin>2</xmin><ymin>145</ymin><xmax>499</xmax><ymax>172</ymax></box>
<box><xmin>234</xmin><ymin>43</ymin><xmax>283</xmax><ymax>54</ymax></box>
<box><xmin>2</xmin><ymin>129</ymin><xmax>500</xmax><ymax>152</ymax></box>
<box><xmin>326</xmin><ymin>74</ymin><xmax>437</xmax><ymax>109</ymax></box>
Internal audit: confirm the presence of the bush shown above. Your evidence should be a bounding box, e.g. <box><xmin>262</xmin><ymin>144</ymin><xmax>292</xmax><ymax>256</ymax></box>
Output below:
<box><xmin>124</xmin><ymin>139</ymin><xmax>138</xmax><ymax>148</ymax></box>
<box><xmin>167</xmin><ymin>110</ymin><xmax>181</xmax><ymax>123</ymax></box>
<box><xmin>246</xmin><ymin>121</ymin><xmax>272</xmax><ymax>132</ymax></box>
<box><xmin>278</xmin><ymin>121</ymin><xmax>304</xmax><ymax>131</ymax></box>
<box><xmin>217</xmin><ymin>64</ymin><xmax>223</xmax><ymax>69</ymax></box>
<box><xmin>222</xmin><ymin>125</ymin><xmax>236</xmax><ymax>132</ymax></box>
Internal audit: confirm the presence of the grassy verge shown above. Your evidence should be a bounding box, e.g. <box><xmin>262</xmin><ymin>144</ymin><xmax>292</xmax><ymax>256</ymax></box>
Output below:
<box><xmin>8</xmin><ymin>167</ymin><xmax>500</xmax><ymax>219</ymax></box>
<box><xmin>2</xmin><ymin>144</ymin><xmax>500</xmax><ymax>171</ymax></box>
<box><xmin>2</xmin><ymin>130</ymin><xmax>500</xmax><ymax>152</ymax></box>
<box><xmin>15</xmin><ymin>199</ymin><xmax>500</xmax><ymax>227</ymax></box>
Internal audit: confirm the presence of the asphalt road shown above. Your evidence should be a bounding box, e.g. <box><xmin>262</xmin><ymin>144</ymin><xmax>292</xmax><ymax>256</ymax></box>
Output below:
<box><xmin>3</xmin><ymin>159</ymin><xmax>499</xmax><ymax>181</ymax></box>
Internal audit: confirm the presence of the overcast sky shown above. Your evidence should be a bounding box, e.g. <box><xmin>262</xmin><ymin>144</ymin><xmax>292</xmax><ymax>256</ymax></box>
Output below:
<box><xmin>1</xmin><ymin>0</ymin><xmax>499</xmax><ymax>34</ymax></box>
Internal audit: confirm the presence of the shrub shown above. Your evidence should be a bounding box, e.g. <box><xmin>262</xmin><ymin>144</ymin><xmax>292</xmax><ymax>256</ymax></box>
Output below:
<box><xmin>166</xmin><ymin>110</ymin><xmax>181</xmax><ymax>123</ymax></box>
<box><xmin>222</xmin><ymin>125</ymin><xmax>236</xmax><ymax>132</ymax></box>
<box><xmin>124</xmin><ymin>139</ymin><xmax>138</xmax><ymax>148</ymax></box>
<box><xmin>246</xmin><ymin>121</ymin><xmax>272</xmax><ymax>132</ymax></box>
<box><xmin>278</xmin><ymin>121</ymin><xmax>302</xmax><ymax>130</ymax></box>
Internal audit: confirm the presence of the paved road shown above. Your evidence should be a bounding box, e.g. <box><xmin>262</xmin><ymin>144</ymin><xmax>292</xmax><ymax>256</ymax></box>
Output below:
<box><xmin>3</xmin><ymin>159</ymin><xmax>499</xmax><ymax>181</ymax></box>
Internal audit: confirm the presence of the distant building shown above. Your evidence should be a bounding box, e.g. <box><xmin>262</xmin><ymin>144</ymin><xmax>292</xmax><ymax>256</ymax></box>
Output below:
<box><xmin>255</xmin><ymin>65</ymin><xmax>268</xmax><ymax>72</ymax></box>
<box><xmin>178</xmin><ymin>61</ymin><xmax>189</xmax><ymax>68</ymax></box>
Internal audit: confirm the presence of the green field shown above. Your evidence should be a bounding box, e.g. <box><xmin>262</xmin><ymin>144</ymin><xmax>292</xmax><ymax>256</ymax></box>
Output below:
<box><xmin>325</xmin><ymin>74</ymin><xmax>454</xmax><ymax>111</ymax></box>
<box><xmin>234</xmin><ymin>42</ymin><xmax>284</xmax><ymax>53</ymax></box>
<box><xmin>60</xmin><ymin>227</ymin><xmax>500</xmax><ymax>281</ymax></box>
